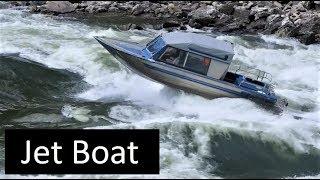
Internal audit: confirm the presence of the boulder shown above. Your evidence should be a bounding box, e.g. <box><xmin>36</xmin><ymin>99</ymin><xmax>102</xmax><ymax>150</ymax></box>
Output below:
<box><xmin>108</xmin><ymin>6</ymin><xmax>119</xmax><ymax>12</ymax></box>
<box><xmin>295</xmin><ymin>17</ymin><xmax>320</xmax><ymax>44</ymax></box>
<box><xmin>291</xmin><ymin>2</ymin><xmax>307</xmax><ymax>12</ymax></box>
<box><xmin>275</xmin><ymin>16</ymin><xmax>320</xmax><ymax>45</ymax></box>
<box><xmin>167</xmin><ymin>3</ymin><xmax>177</xmax><ymax>14</ymax></box>
<box><xmin>163</xmin><ymin>20</ymin><xmax>180</xmax><ymax>28</ymax></box>
<box><xmin>281</xmin><ymin>17</ymin><xmax>294</xmax><ymax>27</ymax></box>
<box><xmin>118</xmin><ymin>5</ymin><xmax>131</xmax><ymax>11</ymax></box>
<box><xmin>180</xmin><ymin>25</ymin><xmax>187</xmax><ymax>30</ymax></box>
<box><xmin>218</xmin><ymin>3</ymin><xmax>234</xmax><ymax>15</ymax></box>
<box><xmin>28</xmin><ymin>5</ymin><xmax>40</xmax><ymax>13</ymax></box>
<box><xmin>264</xmin><ymin>15</ymin><xmax>283</xmax><ymax>34</ymax></box>
<box><xmin>283</xmin><ymin>2</ymin><xmax>293</xmax><ymax>11</ymax></box>
<box><xmin>254</xmin><ymin>10</ymin><xmax>270</xmax><ymax>20</ymax></box>
<box><xmin>131</xmin><ymin>4</ymin><xmax>144</xmax><ymax>15</ymax></box>
<box><xmin>233</xmin><ymin>7</ymin><xmax>251</xmax><ymax>23</ymax></box>
<box><xmin>302</xmin><ymin>1</ymin><xmax>319</xmax><ymax>10</ymax></box>
<box><xmin>273</xmin><ymin>1</ymin><xmax>283</xmax><ymax>8</ymax></box>
<box><xmin>315</xmin><ymin>1</ymin><xmax>320</xmax><ymax>9</ymax></box>
<box><xmin>44</xmin><ymin>1</ymin><xmax>76</xmax><ymax>14</ymax></box>
<box><xmin>181</xmin><ymin>4</ymin><xmax>192</xmax><ymax>12</ymax></box>
<box><xmin>190</xmin><ymin>3</ymin><xmax>200</xmax><ymax>11</ymax></box>
<box><xmin>29</xmin><ymin>1</ymin><xmax>46</xmax><ymax>6</ymax></box>
<box><xmin>219</xmin><ymin>21</ymin><xmax>244</xmax><ymax>32</ymax></box>
<box><xmin>217</xmin><ymin>7</ymin><xmax>252</xmax><ymax>32</ymax></box>
<box><xmin>215</xmin><ymin>13</ymin><xmax>233</xmax><ymax>27</ymax></box>
<box><xmin>85</xmin><ymin>5</ymin><xmax>96</xmax><ymax>13</ymax></box>
<box><xmin>244</xmin><ymin>2</ymin><xmax>255</xmax><ymax>10</ymax></box>
<box><xmin>176</xmin><ymin>11</ymin><xmax>188</xmax><ymax>19</ymax></box>
<box><xmin>247</xmin><ymin>19</ymin><xmax>267</xmax><ymax>32</ymax></box>
<box><xmin>189</xmin><ymin>5</ymin><xmax>217</xmax><ymax>27</ymax></box>
<box><xmin>130</xmin><ymin>24</ymin><xmax>144</xmax><ymax>30</ymax></box>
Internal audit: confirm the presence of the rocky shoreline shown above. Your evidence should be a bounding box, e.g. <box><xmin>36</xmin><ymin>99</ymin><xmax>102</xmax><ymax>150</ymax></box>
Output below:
<box><xmin>7</xmin><ymin>1</ymin><xmax>320</xmax><ymax>45</ymax></box>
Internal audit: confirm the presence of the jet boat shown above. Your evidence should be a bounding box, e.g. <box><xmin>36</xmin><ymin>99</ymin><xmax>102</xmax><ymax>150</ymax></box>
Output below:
<box><xmin>95</xmin><ymin>32</ymin><xmax>287</xmax><ymax>107</ymax></box>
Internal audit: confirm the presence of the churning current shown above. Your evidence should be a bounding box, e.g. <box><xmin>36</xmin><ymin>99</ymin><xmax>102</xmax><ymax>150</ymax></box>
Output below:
<box><xmin>0</xmin><ymin>7</ymin><xmax>319</xmax><ymax>179</ymax></box>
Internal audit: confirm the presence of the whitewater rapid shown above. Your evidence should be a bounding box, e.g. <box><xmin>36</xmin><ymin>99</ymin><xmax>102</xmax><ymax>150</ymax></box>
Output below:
<box><xmin>0</xmin><ymin>7</ymin><xmax>319</xmax><ymax>178</ymax></box>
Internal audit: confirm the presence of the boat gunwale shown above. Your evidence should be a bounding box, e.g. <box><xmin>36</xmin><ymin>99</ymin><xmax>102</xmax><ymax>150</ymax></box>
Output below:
<box><xmin>95</xmin><ymin>36</ymin><xmax>277</xmax><ymax>103</ymax></box>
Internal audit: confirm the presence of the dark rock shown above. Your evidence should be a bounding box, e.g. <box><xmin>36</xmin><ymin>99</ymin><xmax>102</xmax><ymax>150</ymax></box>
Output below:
<box><xmin>108</xmin><ymin>6</ymin><xmax>119</xmax><ymax>12</ymax></box>
<box><xmin>263</xmin><ymin>14</ymin><xmax>283</xmax><ymax>34</ymax></box>
<box><xmin>301</xmin><ymin>1</ymin><xmax>317</xmax><ymax>10</ymax></box>
<box><xmin>131</xmin><ymin>4</ymin><xmax>144</xmax><ymax>15</ymax></box>
<box><xmin>255</xmin><ymin>1</ymin><xmax>273</xmax><ymax>8</ymax></box>
<box><xmin>295</xmin><ymin>17</ymin><xmax>320</xmax><ymax>44</ymax></box>
<box><xmin>96</xmin><ymin>6</ymin><xmax>107</xmax><ymax>13</ymax></box>
<box><xmin>44</xmin><ymin>1</ymin><xmax>76</xmax><ymax>14</ymax></box>
<box><xmin>219</xmin><ymin>7</ymin><xmax>251</xmax><ymax>33</ymax></box>
<box><xmin>281</xmin><ymin>17</ymin><xmax>294</xmax><ymax>28</ymax></box>
<box><xmin>176</xmin><ymin>11</ymin><xmax>188</xmax><ymax>19</ymax></box>
<box><xmin>14</xmin><ymin>1</ymin><xmax>28</xmax><ymax>6</ymax></box>
<box><xmin>162</xmin><ymin>13</ymin><xmax>172</xmax><ymax>19</ymax></box>
<box><xmin>167</xmin><ymin>3</ymin><xmax>178</xmax><ymax>14</ymax></box>
<box><xmin>314</xmin><ymin>1</ymin><xmax>320</xmax><ymax>10</ymax></box>
<box><xmin>38</xmin><ymin>5</ymin><xmax>49</xmax><ymax>13</ymax></box>
<box><xmin>247</xmin><ymin>19</ymin><xmax>267</xmax><ymax>32</ymax></box>
<box><xmin>28</xmin><ymin>5</ymin><xmax>40</xmax><ymax>13</ymax></box>
<box><xmin>233</xmin><ymin>8</ymin><xmax>251</xmax><ymax>23</ymax></box>
<box><xmin>85</xmin><ymin>5</ymin><xmax>95</xmax><ymax>13</ymax></box>
<box><xmin>150</xmin><ymin>3</ymin><xmax>160</xmax><ymax>11</ymax></box>
<box><xmin>218</xmin><ymin>3</ymin><xmax>234</xmax><ymax>15</ymax></box>
<box><xmin>181</xmin><ymin>4</ymin><xmax>192</xmax><ymax>12</ymax></box>
<box><xmin>117</xmin><ymin>23</ymin><xmax>131</xmax><ymax>31</ymax></box>
<box><xmin>153</xmin><ymin>24</ymin><xmax>163</xmax><ymax>30</ymax></box>
<box><xmin>244</xmin><ymin>2</ymin><xmax>255</xmax><ymax>10</ymax></box>
<box><xmin>189</xmin><ymin>5</ymin><xmax>217</xmax><ymax>27</ymax></box>
<box><xmin>118</xmin><ymin>5</ymin><xmax>131</xmax><ymax>11</ymax></box>
<box><xmin>188</xmin><ymin>19</ymin><xmax>203</xmax><ymax>29</ymax></box>
<box><xmin>273</xmin><ymin>1</ymin><xmax>283</xmax><ymax>8</ymax></box>
<box><xmin>220</xmin><ymin>21</ymin><xmax>245</xmax><ymax>33</ymax></box>
<box><xmin>297</xmin><ymin>33</ymin><xmax>317</xmax><ymax>45</ymax></box>
<box><xmin>29</xmin><ymin>1</ymin><xmax>46</xmax><ymax>6</ymax></box>
<box><xmin>215</xmin><ymin>14</ymin><xmax>233</xmax><ymax>27</ymax></box>
<box><xmin>163</xmin><ymin>20</ymin><xmax>180</xmax><ymax>28</ymax></box>
<box><xmin>291</xmin><ymin>2</ymin><xmax>307</xmax><ymax>12</ymax></box>
<box><xmin>254</xmin><ymin>10</ymin><xmax>270</xmax><ymax>20</ymax></box>
<box><xmin>180</xmin><ymin>25</ymin><xmax>187</xmax><ymax>30</ymax></box>
<box><xmin>190</xmin><ymin>3</ymin><xmax>199</xmax><ymax>11</ymax></box>
<box><xmin>268</xmin><ymin>7</ymin><xmax>282</xmax><ymax>15</ymax></box>
<box><xmin>129</xmin><ymin>24</ymin><xmax>144</xmax><ymax>30</ymax></box>
<box><xmin>283</xmin><ymin>1</ymin><xmax>293</xmax><ymax>11</ymax></box>
<box><xmin>110</xmin><ymin>2</ymin><xmax>117</xmax><ymax>8</ymax></box>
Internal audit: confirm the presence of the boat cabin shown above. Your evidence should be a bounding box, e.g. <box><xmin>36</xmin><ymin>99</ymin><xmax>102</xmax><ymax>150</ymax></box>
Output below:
<box><xmin>143</xmin><ymin>32</ymin><xmax>235</xmax><ymax>80</ymax></box>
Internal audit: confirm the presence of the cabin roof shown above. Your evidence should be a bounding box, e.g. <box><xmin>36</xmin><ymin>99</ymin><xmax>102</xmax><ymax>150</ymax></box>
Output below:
<box><xmin>161</xmin><ymin>32</ymin><xmax>234</xmax><ymax>57</ymax></box>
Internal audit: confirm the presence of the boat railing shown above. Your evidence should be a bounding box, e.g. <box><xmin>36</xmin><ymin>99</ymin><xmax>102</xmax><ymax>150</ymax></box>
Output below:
<box><xmin>229</xmin><ymin>64</ymin><xmax>273</xmax><ymax>84</ymax></box>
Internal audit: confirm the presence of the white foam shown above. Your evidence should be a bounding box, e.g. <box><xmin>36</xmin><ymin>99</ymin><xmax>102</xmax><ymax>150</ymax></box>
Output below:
<box><xmin>1</xmin><ymin>9</ymin><xmax>319</xmax><ymax>178</ymax></box>
<box><xmin>61</xmin><ymin>104</ymin><xmax>91</xmax><ymax>122</ymax></box>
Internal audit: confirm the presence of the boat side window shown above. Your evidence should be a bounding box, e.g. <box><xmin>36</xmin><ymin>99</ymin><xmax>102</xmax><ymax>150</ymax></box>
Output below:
<box><xmin>158</xmin><ymin>47</ymin><xmax>187</xmax><ymax>67</ymax></box>
<box><xmin>184</xmin><ymin>53</ymin><xmax>211</xmax><ymax>75</ymax></box>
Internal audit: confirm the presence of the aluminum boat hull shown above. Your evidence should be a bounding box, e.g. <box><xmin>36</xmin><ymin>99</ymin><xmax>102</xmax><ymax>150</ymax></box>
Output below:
<box><xmin>95</xmin><ymin>37</ymin><xmax>280</xmax><ymax>104</ymax></box>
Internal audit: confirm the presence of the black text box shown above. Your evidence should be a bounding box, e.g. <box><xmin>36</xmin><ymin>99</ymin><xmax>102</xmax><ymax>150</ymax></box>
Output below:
<box><xmin>5</xmin><ymin>129</ymin><xmax>159</xmax><ymax>174</ymax></box>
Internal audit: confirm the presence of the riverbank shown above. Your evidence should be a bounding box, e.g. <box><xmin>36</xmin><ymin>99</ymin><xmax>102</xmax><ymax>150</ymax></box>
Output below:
<box><xmin>6</xmin><ymin>1</ymin><xmax>320</xmax><ymax>45</ymax></box>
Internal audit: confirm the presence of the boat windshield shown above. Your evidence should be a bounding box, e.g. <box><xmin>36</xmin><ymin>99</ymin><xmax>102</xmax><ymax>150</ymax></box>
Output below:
<box><xmin>146</xmin><ymin>35</ymin><xmax>165</xmax><ymax>55</ymax></box>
